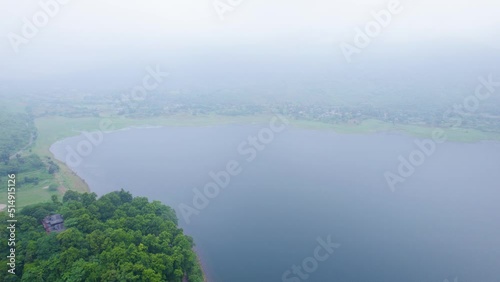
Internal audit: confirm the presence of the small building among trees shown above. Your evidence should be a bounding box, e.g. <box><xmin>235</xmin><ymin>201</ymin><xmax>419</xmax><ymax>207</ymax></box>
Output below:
<box><xmin>42</xmin><ymin>214</ymin><xmax>65</xmax><ymax>233</ymax></box>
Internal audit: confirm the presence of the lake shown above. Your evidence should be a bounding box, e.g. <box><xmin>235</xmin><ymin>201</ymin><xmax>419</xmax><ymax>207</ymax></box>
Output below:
<box><xmin>50</xmin><ymin>124</ymin><xmax>500</xmax><ymax>282</ymax></box>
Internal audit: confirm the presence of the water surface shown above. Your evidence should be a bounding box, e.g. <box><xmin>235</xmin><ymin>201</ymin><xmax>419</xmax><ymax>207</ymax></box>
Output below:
<box><xmin>51</xmin><ymin>125</ymin><xmax>500</xmax><ymax>282</ymax></box>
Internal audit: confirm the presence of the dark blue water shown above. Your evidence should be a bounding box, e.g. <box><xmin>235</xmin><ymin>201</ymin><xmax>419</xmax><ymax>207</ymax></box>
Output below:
<box><xmin>51</xmin><ymin>125</ymin><xmax>500</xmax><ymax>282</ymax></box>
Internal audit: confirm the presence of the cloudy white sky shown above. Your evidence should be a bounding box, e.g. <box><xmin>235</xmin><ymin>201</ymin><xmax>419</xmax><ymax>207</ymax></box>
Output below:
<box><xmin>1</xmin><ymin>0</ymin><xmax>499</xmax><ymax>83</ymax></box>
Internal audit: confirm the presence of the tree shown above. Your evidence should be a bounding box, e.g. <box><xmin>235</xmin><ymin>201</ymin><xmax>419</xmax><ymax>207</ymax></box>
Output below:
<box><xmin>51</xmin><ymin>195</ymin><xmax>59</xmax><ymax>204</ymax></box>
<box><xmin>62</xmin><ymin>190</ymin><xmax>81</xmax><ymax>203</ymax></box>
<box><xmin>48</xmin><ymin>184</ymin><xmax>58</xmax><ymax>191</ymax></box>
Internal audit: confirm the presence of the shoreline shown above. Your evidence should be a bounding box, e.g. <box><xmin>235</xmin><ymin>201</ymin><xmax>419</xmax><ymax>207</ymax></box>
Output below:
<box><xmin>40</xmin><ymin>114</ymin><xmax>500</xmax><ymax>282</ymax></box>
<box><xmin>48</xmin><ymin>143</ymin><xmax>213</xmax><ymax>282</ymax></box>
<box><xmin>39</xmin><ymin>114</ymin><xmax>500</xmax><ymax>207</ymax></box>
<box><xmin>193</xmin><ymin>247</ymin><xmax>212</xmax><ymax>282</ymax></box>
<box><xmin>37</xmin><ymin>114</ymin><xmax>500</xmax><ymax>148</ymax></box>
<box><xmin>8</xmin><ymin>114</ymin><xmax>500</xmax><ymax>208</ymax></box>
<box><xmin>47</xmin><ymin>128</ymin><xmax>214</xmax><ymax>281</ymax></box>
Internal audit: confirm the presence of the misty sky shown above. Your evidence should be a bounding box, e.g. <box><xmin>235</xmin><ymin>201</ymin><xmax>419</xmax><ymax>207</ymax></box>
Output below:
<box><xmin>1</xmin><ymin>0</ymin><xmax>499</xmax><ymax>86</ymax></box>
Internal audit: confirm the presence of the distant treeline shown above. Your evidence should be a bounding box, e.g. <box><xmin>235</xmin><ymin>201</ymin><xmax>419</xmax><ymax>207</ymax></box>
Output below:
<box><xmin>25</xmin><ymin>91</ymin><xmax>500</xmax><ymax>133</ymax></box>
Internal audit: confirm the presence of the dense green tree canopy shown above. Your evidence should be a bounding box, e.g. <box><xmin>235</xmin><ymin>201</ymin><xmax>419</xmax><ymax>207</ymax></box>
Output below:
<box><xmin>0</xmin><ymin>190</ymin><xmax>204</xmax><ymax>282</ymax></box>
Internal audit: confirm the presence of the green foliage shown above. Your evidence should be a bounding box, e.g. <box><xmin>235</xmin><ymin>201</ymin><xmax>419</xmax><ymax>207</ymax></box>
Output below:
<box><xmin>0</xmin><ymin>154</ymin><xmax>55</xmax><ymax>195</ymax></box>
<box><xmin>48</xmin><ymin>184</ymin><xmax>59</xmax><ymax>192</ymax></box>
<box><xmin>0</xmin><ymin>111</ymin><xmax>35</xmax><ymax>159</ymax></box>
<box><xmin>0</xmin><ymin>190</ymin><xmax>204</xmax><ymax>282</ymax></box>
<box><xmin>47</xmin><ymin>160</ymin><xmax>60</xmax><ymax>174</ymax></box>
<box><xmin>0</xmin><ymin>154</ymin><xmax>44</xmax><ymax>176</ymax></box>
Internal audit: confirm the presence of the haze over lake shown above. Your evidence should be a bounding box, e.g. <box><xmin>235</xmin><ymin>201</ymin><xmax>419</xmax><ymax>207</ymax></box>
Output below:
<box><xmin>51</xmin><ymin>125</ymin><xmax>500</xmax><ymax>282</ymax></box>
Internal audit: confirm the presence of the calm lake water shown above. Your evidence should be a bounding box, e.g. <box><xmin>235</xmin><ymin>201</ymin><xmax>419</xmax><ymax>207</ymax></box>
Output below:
<box><xmin>50</xmin><ymin>125</ymin><xmax>500</xmax><ymax>282</ymax></box>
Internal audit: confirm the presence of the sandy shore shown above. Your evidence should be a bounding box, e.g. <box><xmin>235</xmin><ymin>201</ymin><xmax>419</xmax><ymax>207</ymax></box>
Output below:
<box><xmin>193</xmin><ymin>247</ymin><xmax>212</xmax><ymax>282</ymax></box>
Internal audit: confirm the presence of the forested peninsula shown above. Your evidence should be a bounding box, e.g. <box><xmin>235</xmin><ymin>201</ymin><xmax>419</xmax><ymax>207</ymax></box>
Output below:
<box><xmin>0</xmin><ymin>190</ymin><xmax>204</xmax><ymax>282</ymax></box>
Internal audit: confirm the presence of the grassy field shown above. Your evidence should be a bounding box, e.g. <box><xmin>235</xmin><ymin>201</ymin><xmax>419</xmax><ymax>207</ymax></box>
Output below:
<box><xmin>2</xmin><ymin>168</ymin><xmax>60</xmax><ymax>209</ymax></box>
<box><xmin>290</xmin><ymin>118</ymin><xmax>500</xmax><ymax>143</ymax></box>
